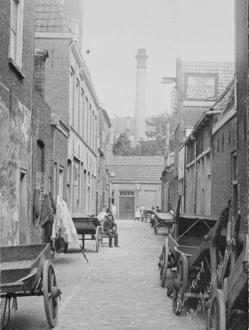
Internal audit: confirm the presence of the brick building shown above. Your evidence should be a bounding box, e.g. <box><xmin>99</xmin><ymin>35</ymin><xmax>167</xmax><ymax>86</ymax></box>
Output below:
<box><xmin>110</xmin><ymin>156</ymin><xmax>164</xmax><ymax>219</ymax></box>
<box><xmin>97</xmin><ymin>107</ymin><xmax>112</xmax><ymax>213</ymax></box>
<box><xmin>0</xmin><ymin>0</ymin><xmax>35</xmax><ymax>245</ymax></box>
<box><xmin>35</xmin><ymin>0</ymin><xmax>99</xmax><ymax>216</ymax></box>
<box><xmin>32</xmin><ymin>49</ymin><xmax>69</xmax><ymax>242</ymax></box>
<box><xmin>180</xmin><ymin>81</ymin><xmax>235</xmax><ymax>218</ymax></box>
<box><xmin>161</xmin><ymin>59</ymin><xmax>234</xmax><ymax>213</ymax></box>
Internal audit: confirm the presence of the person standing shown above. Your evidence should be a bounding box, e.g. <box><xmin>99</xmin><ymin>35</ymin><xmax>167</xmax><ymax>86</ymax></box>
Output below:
<box><xmin>135</xmin><ymin>208</ymin><xmax>141</xmax><ymax>221</ymax></box>
<box><xmin>40</xmin><ymin>192</ymin><xmax>56</xmax><ymax>245</ymax></box>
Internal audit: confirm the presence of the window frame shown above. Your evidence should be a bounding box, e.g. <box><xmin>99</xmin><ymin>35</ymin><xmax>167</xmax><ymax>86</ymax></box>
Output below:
<box><xmin>9</xmin><ymin>0</ymin><xmax>24</xmax><ymax>70</ymax></box>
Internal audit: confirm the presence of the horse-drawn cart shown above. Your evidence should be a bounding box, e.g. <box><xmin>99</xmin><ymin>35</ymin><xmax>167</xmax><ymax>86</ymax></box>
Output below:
<box><xmin>72</xmin><ymin>216</ymin><xmax>102</xmax><ymax>252</ymax></box>
<box><xmin>0</xmin><ymin>244</ymin><xmax>61</xmax><ymax>329</ymax></box>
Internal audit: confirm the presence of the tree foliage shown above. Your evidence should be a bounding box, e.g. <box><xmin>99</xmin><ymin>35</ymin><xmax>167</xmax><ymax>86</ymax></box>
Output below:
<box><xmin>112</xmin><ymin>132</ymin><xmax>134</xmax><ymax>156</ymax></box>
<box><xmin>112</xmin><ymin>113</ymin><xmax>172</xmax><ymax>156</ymax></box>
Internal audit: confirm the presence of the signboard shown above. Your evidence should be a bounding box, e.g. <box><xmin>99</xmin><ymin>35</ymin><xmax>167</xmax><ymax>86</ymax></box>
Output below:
<box><xmin>184</xmin><ymin>74</ymin><xmax>217</xmax><ymax>100</ymax></box>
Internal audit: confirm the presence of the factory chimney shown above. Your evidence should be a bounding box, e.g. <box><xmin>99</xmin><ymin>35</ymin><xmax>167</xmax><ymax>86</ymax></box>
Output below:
<box><xmin>134</xmin><ymin>49</ymin><xmax>148</xmax><ymax>140</ymax></box>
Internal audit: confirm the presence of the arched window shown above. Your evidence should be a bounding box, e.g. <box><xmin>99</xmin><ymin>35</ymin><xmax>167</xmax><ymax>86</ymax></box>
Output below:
<box><xmin>37</xmin><ymin>140</ymin><xmax>45</xmax><ymax>173</ymax></box>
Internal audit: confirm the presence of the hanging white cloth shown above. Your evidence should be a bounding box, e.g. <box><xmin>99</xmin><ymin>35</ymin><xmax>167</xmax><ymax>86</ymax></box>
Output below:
<box><xmin>51</xmin><ymin>196</ymin><xmax>80</xmax><ymax>249</ymax></box>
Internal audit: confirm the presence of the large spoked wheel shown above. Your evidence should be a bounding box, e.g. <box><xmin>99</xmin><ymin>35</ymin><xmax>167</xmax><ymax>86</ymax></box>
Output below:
<box><xmin>207</xmin><ymin>288</ymin><xmax>226</xmax><ymax>330</ymax></box>
<box><xmin>95</xmin><ymin>227</ymin><xmax>102</xmax><ymax>252</ymax></box>
<box><xmin>177</xmin><ymin>254</ymin><xmax>189</xmax><ymax>294</ymax></box>
<box><xmin>43</xmin><ymin>260</ymin><xmax>59</xmax><ymax>328</ymax></box>
<box><xmin>160</xmin><ymin>237</ymin><xmax>169</xmax><ymax>288</ymax></box>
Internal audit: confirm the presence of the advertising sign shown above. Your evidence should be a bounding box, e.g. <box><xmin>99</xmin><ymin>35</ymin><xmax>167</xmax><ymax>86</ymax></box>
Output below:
<box><xmin>185</xmin><ymin>74</ymin><xmax>217</xmax><ymax>100</ymax></box>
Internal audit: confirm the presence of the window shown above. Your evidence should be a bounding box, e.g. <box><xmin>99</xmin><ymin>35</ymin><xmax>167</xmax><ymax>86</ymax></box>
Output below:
<box><xmin>58</xmin><ymin>167</ymin><xmax>64</xmax><ymax>199</ymax></box>
<box><xmin>120</xmin><ymin>191</ymin><xmax>134</xmax><ymax>196</ymax></box>
<box><xmin>70</xmin><ymin>68</ymin><xmax>75</xmax><ymax>126</ymax></box>
<box><xmin>81</xmin><ymin>89</ymin><xmax>84</xmax><ymax>138</ymax></box>
<box><xmin>74</xmin><ymin>78</ymin><xmax>80</xmax><ymax>130</ymax></box>
<box><xmin>19</xmin><ymin>169</ymin><xmax>27</xmax><ymax>244</ymax></box>
<box><xmin>37</xmin><ymin>140</ymin><xmax>45</xmax><ymax>173</ymax></box>
<box><xmin>10</xmin><ymin>0</ymin><xmax>24</xmax><ymax>67</ymax></box>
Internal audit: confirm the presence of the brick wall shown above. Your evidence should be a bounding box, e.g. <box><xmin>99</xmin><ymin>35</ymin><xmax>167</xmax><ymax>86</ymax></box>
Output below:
<box><xmin>31</xmin><ymin>92</ymin><xmax>53</xmax><ymax>243</ymax></box>
<box><xmin>35</xmin><ymin>37</ymin><xmax>70</xmax><ymax>125</ymax></box>
<box><xmin>0</xmin><ymin>0</ymin><xmax>35</xmax><ymax>246</ymax></box>
<box><xmin>0</xmin><ymin>0</ymin><xmax>35</xmax><ymax>110</ymax></box>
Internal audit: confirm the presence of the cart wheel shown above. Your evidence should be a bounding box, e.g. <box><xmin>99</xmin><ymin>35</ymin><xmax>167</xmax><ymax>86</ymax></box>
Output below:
<box><xmin>43</xmin><ymin>260</ymin><xmax>59</xmax><ymax>328</ymax></box>
<box><xmin>177</xmin><ymin>255</ymin><xmax>189</xmax><ymax>294</ymax></box>
<box><xmin>172</xmin><ymin>285</ymin><xmax>183</xmax><ymax>315</ymax></box>
<box><xmin>207</xmin><ymin>288</ymin><xmax>226</xmax><ymax>330</ymax></box>
<box><xmin>160</xmin><ymin>237</ymin><xmax>169</xmax><ymax>287</ymax></box>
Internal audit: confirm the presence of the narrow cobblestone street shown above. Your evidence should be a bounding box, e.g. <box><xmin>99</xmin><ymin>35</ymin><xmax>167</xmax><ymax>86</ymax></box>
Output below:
<box><xmin>7</xmin><ymin>220</ymin><xmax>206</xmax><ymax>330</ymax></box>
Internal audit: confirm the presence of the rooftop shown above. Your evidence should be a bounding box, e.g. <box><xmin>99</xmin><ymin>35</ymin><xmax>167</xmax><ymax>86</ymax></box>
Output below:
<box><xmin>35</xmin><ymin>0</ymin><xmax>71</xmax><ymax>33</ymax></box>
<box><xmin>111</xmin><ymin>156</ymin><xmax>164</xmax><ymax>182</ymax></box>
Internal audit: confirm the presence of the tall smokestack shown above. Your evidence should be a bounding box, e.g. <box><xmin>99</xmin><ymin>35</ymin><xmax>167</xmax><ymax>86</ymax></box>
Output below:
<box><xmin>134</xmin><ymin>49</ymin><xmax>148</xmax><ymax>140</ymax></box>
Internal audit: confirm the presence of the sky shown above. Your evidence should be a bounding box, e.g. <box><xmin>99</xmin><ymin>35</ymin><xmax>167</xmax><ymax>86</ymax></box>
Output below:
<box><xmin>82</xmin><ymin>0</ymin><xmax>234</xmax><ymax>119</ymax></box>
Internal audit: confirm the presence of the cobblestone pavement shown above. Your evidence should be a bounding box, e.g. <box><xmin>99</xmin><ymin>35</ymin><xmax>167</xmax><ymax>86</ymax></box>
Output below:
<box><xmin>5</xmin><ymin>220</ymin><xmax>206</xmax><ymax>330</ymax></box>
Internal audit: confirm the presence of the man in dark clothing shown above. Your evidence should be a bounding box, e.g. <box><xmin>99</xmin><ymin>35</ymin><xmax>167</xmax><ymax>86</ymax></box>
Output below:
<box><xmin>103</xmin><ymin>214</ymin><xmax>119</xmax><ymax>248</ymax></box>
<box><xmin>40</xmin><ymin>192</ymin><xmax>56</xmax><ymax>245</ymax></box>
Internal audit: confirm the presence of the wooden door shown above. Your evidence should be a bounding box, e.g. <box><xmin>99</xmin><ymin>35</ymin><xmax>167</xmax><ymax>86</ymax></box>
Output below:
<box><xmin>119</xmin><ymin>196</ymin><xmax>134</xmax><ymax>219</ymax></box>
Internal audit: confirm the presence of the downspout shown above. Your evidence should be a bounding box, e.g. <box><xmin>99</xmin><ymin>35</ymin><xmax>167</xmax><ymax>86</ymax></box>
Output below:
<box><xmin>194</xmin><ymin>138</ymin><xmax>197</xmax><ymax>215</ymax></box>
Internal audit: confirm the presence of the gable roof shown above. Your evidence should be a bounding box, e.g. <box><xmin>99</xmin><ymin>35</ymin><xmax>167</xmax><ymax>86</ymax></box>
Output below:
<box><xmin>111</xmin><ymin>156</ymin><xmax>164</xmax><ymax>182</ymax></box>
<box><xmin>35</xmin><ymin>0</ymin><xmax>71</xmax><ymax>33</ymax></box>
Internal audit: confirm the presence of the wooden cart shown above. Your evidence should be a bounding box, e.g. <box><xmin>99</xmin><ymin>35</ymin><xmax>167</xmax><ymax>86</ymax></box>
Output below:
<box><xmin>159</xmin><ymin>212</ymin><xmax>216</xmax><ymax>293</ymax></box>
<box><xmin>0</xmin><ymin>244</ymin><xmax>61</xmax><ymax>329</ymax></box>
<box><xmin>159</xmin><ymin>197</ymin><xmax>248</xmax><ymax>329</ymax></box>
<box><xmin>153</xmin><ymin>212</ymin><xmax>174</xmax><ymax>235</ymax></box>
<box><xmin>72</xmin><ymin>216</ymin><xmax>102</xmax><ymax>252</ymax></box>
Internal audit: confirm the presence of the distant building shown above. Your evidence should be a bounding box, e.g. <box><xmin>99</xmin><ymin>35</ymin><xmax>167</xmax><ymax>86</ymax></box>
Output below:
<box><xmin>97</xmin><ymin>107</ymin><xmax>112</xmax><ymax>213</ymax></box>
<box><xmin>110</xmin><ymin>156</ymin><xmax>164</xmax><ymax>219</ymax></box>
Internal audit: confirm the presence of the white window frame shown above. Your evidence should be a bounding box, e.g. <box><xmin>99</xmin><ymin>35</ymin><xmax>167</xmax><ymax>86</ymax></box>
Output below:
<box><xmin>9</xmin><ymin>0</ymin><xmax>24</xmax><ymax>68</ymax></box>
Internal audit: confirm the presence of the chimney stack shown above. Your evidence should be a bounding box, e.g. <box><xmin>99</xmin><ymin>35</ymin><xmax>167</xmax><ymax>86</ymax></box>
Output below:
<box><xmin>34</xmin><ymin>49</ymin><xmax>49</xmax><ymax>97</ymax></box>
<box><xmin>134</xmin><ymin>49</ymin><xmax>148</xmax><ymax>140</ymax></box>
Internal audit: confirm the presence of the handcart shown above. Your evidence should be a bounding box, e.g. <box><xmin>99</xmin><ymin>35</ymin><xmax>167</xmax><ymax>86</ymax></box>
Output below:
<box><xmin>159</xmin><ymin>197</ymin><xmax>248</xmax><ymax>329</ymax></box>
<box><xmin>72</xmin><ymin>216</ymin><xmax>102</xmax><ymax>252</ymax></box>
<box><xmin>0</xmin><ymin>244</ymin><xmax>61</xmax><ymax>329</ymax></box>
<box><xmin>141</xmin><ymin>209</ymin><xmax>154</xmax><ymax>222</ymax></box>
<box><xmin>153</xmin><ymin>212</ymin><xmax>174</xmax><ymax>235</ymax></box>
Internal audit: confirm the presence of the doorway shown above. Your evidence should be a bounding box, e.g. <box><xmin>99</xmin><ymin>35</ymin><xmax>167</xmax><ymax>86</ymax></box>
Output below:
<box><xmin>119</xmin><ymin>191</ymin><xmax>135</xmax><ymax>219</ymax></box>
